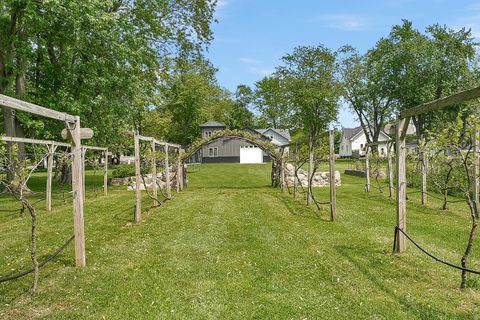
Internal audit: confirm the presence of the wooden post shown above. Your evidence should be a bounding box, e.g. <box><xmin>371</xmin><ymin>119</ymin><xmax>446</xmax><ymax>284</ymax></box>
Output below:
<box><xmin>179</xmin><ymin>149</ymin><xmax>184</xmax><ymax>191</ymax></box>
<box><xmin>134</xmin><ymin>132</ymin><xmax>142</xmax><ymax>223</ymax></box>
<box><xmin>165</xmin><ymin>143</ymin><xmax>171</xmax><ymax>199</ymax></box>
<box><xmin>176</xmin><ymin>149</ymin><xmax>181</xmax><ymax>193</ymax></box>
<box><xmin>151</xmin><ymin>140</ymin><xmax>158</xmax><ymax>205</ymax></box>
<box><xmin>103</xmin><ymin>149</ymin><xmax>108</xmax><ymax>196</ymax></box>
<box><xmin>395</xmin><ymin>115</ymin><xmax>409</xmax><ymax>253</ymax></box>
<box><xmin>70</xmin><ymin>116</ymin><xmax>86</xmax><ymax>267</ymax></box>
<box><xmin>280</xmin><ymin>160</ymin><xmax>285</xmax><ymax>191</ymax></box>
<box><xmin>293</xmin><ymin>164</ymin><xmax>298</xmax><ymax>198</ymax></box>
<box><xmin>421</xmin><ymin>147</ymin><xmax>428</xmax><ymax>205</ymax></box>
<box><xmin>46</xmin><ymin>143</ymin><xmax>57</xmax><ymax>211</ymax></box>
<box><xmin>307</xmin><ymin>141</ymin><xmax>314</xmax><ymax>205</ymax></box>
<box><xmin>365</xmin><ymin>145</ymin><xmax>371</xmax><ymax>192</ymax></box>
<box><xmin>387</xmin><ymin>142</ymin><xmax>394</xmax><ymax>198</ymax></box>
<box><xmin>329</xmin><ymin>129</ymin><xmax>337</xmax><ymax>221</ymax></box>
<box><xmin>81</xmin><ymin>147</ymin><xmax>86</xmax><ymax>201</ymax></box>
<box><xmin>474</xmin><ymin>130</ymin><xmax>479</xmax><ymax>217</ymax></box>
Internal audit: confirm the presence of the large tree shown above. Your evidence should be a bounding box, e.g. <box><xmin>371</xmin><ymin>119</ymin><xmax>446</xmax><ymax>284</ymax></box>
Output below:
<box><xmin>338</xmin><ymin>45</ymin><xmax>396</xmax><ymax>148</ymax></box>
<box><xmin>0</xmin><ymin>0</ymin><xmax>217</xmax><ymax>148</ymax></box>
<box><xmin>277</xmin><ymin>45</ymin><xmax>340</xmax><ymax>205</ymax></box>
<box><xmin>253</xmin><ymin>75</ymin><xmax>290</xmax><ymax>128</ymax></box>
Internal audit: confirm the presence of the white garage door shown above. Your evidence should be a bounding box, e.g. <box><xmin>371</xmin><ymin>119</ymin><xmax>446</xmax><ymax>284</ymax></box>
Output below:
<box><xmin>240</xmin><ymin>146</ymin><xmax>263</xmax><ymax>164</ymax></box>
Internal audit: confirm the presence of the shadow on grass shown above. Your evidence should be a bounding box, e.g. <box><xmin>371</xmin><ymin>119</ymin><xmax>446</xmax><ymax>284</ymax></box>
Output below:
<box><xmin>272</xmin><ymin>193</ymin><xmax>333</xmax><ymax>222</ymax></box>
<box><xmin>334</xmin><ymin>245</ymin><xmax>465</xmax><ymax>319</ymax></box>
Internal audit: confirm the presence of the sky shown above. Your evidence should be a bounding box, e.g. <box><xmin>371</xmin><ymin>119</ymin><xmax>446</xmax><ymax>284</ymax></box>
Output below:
<box><xmin>205</xmin><ymin>0</ymin><xmax>480</xmax><ymax>128</ymax></box>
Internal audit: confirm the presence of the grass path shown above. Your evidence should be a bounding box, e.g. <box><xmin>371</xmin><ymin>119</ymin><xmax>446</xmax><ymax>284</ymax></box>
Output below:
<box><xmin>1</xmin><ymin>163</ymin><xmax>480</xmax><ymax>319</ymax></box>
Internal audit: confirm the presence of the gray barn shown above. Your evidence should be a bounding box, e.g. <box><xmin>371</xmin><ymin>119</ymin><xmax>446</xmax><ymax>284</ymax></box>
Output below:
<box><xmin>198</xmin><ymin>120</ymin><xmax>290</xmax><ymax>164</ymax></box>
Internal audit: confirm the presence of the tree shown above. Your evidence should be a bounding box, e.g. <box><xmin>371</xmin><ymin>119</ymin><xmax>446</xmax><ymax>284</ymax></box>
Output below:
<box><xmin>376</xmin><ymin>20</ymin><xmax>478</xmax><ymax>139</ymax></box>
<box><xmin>338</xmin><ymin>45</ymin><xmax>396</xmax><ymax>149</ymax></box>
<box><xmin>277</xmin><ymin>45</ymin><xmax>340</xmax><ymax>205</ymax></box>
<box><xmin>253</xmin><ymin>75</ymin><xmax>290</xmax><ymax>128</ymax></box>
<box><xmin>0</xmin><ymin>0</ymin><xmax>217</xmax><ymax>151</ymax></box>
<box><xmin>226</xmin><ymin>85</ymin><xmax>255</xmax><ymax>129</ymax></box>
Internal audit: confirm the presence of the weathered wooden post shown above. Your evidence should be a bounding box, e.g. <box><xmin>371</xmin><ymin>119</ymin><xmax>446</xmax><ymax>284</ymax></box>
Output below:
<box><xmin>176</xmin><ymin>148</ymin><xmax>181</xmax><ymax>193</ymax></box>
<box><xmin>474</xmin><ymin>130</ymin><xmax>479</xmax><ymax>217</ymax></box>
<box><xmin>151</xmin><ymin>140</ymin><xmax>158</xmax><ymax>205</ymax></box>
<box><xmin>387</xmin><ymin>142</ymin><xmax>394</xmax><ymax>199</ymax></box>
<box><xmin>365</xmin><ymin>145</ymin><xmax>371</xmax><ymax>192</ymax></box>
<box><xmin>70</xmin><ymin>116</ymin><xmax>86</xmax><ymax>267</ymax></box>
<box><xmin>81</xmin><ymin>147</ymin><xmax>86</xmax><ymax>201</ymax></box>
<box><xmin>46</xmin><ymin>142</ymin><xmax>57</xmax><ymax>211</ymax></box>
<box><xmin>395</xmin><ymin>115</ymin><xmax>409</xmax><ymax>253</ymax></box>
<box><xmin>103</xmin><ymin>149</ymin><xmax>108</xmax><ymax>196</ymax></box>
<box><xmin>421</xmin><ymin>146</ymin><xmax>428</xmax><ymax>205</ymax></box>
<box><xmin>329</xmin><ymin>129</ymin><xmax>337</xmax><ymax>221</ymax></box>
<box><xmin>179</xmin><ymin>149</ymin><xmax>185</xmax><ymax>191</ymax></box>
<box><xmin>293</xmin><ymin>164</ymin><xmax>298</xmax><ymax>198</ymax></box>
<box><xmin>165</xmin><ymin>143</ymin><xmax>171</xmax><ymax>199</ymax></box>
<box><xmin>134</xmin><ymin>131</ymin><xmax>142</xmax><ymax>223</ymax></box>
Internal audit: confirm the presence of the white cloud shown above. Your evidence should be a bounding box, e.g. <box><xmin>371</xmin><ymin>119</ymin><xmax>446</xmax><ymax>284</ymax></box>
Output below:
<box><xmin>248</xmin><ymin>66</ymin><xmax>274</xmax><ymax>76</ymax></box>
<box><xmin>317</xmin><ymin>14</ymin><xmax>369</xmax><ymax>31</ymax></box>
<box><xmin>239</xmin><ymin>57</ymin><xmax>259</xmax><ymax>64</ymax></box>
<box><xmin>216</xmin><ymin>0</ymin><xmax>229</xmax><ymax>9</ymax></box>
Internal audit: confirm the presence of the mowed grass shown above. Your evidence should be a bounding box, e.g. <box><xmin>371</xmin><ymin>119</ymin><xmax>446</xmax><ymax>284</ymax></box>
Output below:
<box><xmin>1</xmin><ymin>163</ymin><xmax>480</xmax><ymax>319</ymax></box>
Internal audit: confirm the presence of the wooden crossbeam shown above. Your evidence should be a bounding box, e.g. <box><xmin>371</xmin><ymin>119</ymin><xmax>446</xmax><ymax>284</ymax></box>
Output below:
<box><xmin>136</xmin><ymin>134</ymin><xmax>180</xmax><ymax>149</ymax></box>
<box><xmin>1</xmin><ymin>136</ymin><xmax>70</xmax><ymax>147</ymax></box>
<box><xmin>400</xmin><ymin>86</ymin><xmax>480</xmax><ymax>119</ymax></box>
<box><xmin>0</xmin><ymin>94</ymin><xmax>76</xmax><ymax>122</ymax></box>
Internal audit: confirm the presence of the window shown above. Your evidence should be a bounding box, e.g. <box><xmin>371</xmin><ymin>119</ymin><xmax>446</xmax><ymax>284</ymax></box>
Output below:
<box><xmin>208</xmin><ymin>147</ymin><xmax>218</xmax><ymax>157</ymax></box>
<box><xmin>381</xmin><ymin>148</ymin><xmax>385</xmax><ymax>155</ymax></box>
<box><xmin>341</xmin><ymin>146</ymin><xmax>344</xmax><ymax>151</ymax></box>
<box><xmin>204</xmin><ymin>130</ymin><xmax>212</xmax><ymax>138</ymax></box>
<box><xmin>360</xmin><ymin>144</ymin><xmax>364</xmax><ymax>151</ymax></box>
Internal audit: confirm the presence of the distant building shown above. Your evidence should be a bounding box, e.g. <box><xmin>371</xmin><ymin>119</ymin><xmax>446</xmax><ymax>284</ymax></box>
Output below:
<box><xmin>339</xmin><ymin>126</ymin><xmax>391</xmax><ymax>158</ymax></box>
<box><xmin>198</xmin><ymin>120</ymin><xmax>290</xmax><ymax>164</ymax></box>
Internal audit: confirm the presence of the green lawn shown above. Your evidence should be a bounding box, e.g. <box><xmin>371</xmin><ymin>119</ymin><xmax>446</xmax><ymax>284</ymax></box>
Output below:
<box><xmin>1</xmin><ymin>163</ymin><xmax>480</xmax><ymax>319</ymax></box>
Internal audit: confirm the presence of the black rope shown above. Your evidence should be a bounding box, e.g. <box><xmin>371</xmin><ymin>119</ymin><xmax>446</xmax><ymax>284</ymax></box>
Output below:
<box><xmin>393</xmin><ymin>227</ymin><xmax>480</xmax><ymax>275</ymax></box>
<box><xmin>0</xmin><ymin>234</ymin><xmax>74</xmax><ymax>283</ymax></box>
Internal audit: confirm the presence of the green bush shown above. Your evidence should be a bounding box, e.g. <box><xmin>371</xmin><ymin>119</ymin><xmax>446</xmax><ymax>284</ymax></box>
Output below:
<box><xmin>112</xmin><ymin>164</ymin><xmax>136</xmax><ymax>178</ymax></box>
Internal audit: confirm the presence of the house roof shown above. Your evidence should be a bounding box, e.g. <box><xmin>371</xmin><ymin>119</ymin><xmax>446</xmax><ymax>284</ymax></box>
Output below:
<box><xmin>199</xmin><ymin>120</ymin><xmax>226</xmax><ymax>128</ymax></box>
<box><xmin>343</xmin><ymin>126</ymin><xmax>391</xmax><ymax>141</ymax></box>
<box><xmin>255</xmin><ymin>128</ymin><xmax>291</xmax><ymax>141</ymax></box>
<box><xmin>343</xmin><ymin>126</ymin><xmax>364</xmax><ymax>140</ymax></box>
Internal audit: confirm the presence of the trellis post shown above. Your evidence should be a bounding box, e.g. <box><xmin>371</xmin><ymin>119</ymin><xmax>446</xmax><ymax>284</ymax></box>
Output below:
<box><xmin>176</xmin><ymin>149</ymin><xmax>181</xmax><ymax>193</ymax></box>
<box><xmin>151</xmin><ymin>140</ymin><xmax>158</xmax><ymax>205</ymax></box>
<box><xmin>179</xmin><ymin>149</ymin><xmax>185</xmax><ymax>191</ymax></box>
<box><xmin>165</xmin><ymin>143</ymin><xmax>171</xmax><ymax>199</ymax></box>
<box><xmin>396</xmin><ymin>115</ymin><xmax>409</xmax><ymax>253</ymax></box>
<box><xmin>70</xmin><ymin>116</ymin><xmax>86</xmax><ymax>267</ymax></box>
<box><xmin>387</xmin><ymin>142</ymin><xmax>394</xmax><ymax>198</ymax></box>
<box><xmin>421</xmin><ymin>144</ymin><xmax>428</xmax><ymax>205</ymax></box>
<box><xmin>365</xmin><ymin>145</ymin><xmax>371</xmax><ymax>192</ymax></box>
<box><xmin>329</xmin><ymin>129</ymin><xmax>337</xmax><ymax>221</ymax></box>
<box><xmin>81</xmin><ymin>147</ymin><xmax>86</xmax><ymax>201</ymax></box>
<box><xmin>134</xmin><ymin>131</ymin><xmax>142</xmax><ymax>223</ymax></box>
<box><xmin>474</xmin><ymin>130</ymin><xmax>479</xmax><ymax>216</ymax></box>
<box><xmin>46</xmin><ymin>142</ymin><xmax>57</xmax><ymax>211</ymax></box>
<box><xmin>103</xmin><ymin>149</ymin><xmax>108</xmax><ymax>196</ymax></box>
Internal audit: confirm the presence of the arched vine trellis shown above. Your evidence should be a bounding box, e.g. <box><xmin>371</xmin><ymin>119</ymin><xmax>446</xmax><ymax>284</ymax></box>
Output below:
<box><xmin>182</xmin><ymin>129</ymin><xmax>288</xmax><ymax>188</ymax></box>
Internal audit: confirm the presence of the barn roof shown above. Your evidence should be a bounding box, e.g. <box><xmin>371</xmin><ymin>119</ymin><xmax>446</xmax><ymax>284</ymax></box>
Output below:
<box><xmin>199</xmin><ymin>120</ymin><xmax>226</xmax><ymax>128</ymax></box>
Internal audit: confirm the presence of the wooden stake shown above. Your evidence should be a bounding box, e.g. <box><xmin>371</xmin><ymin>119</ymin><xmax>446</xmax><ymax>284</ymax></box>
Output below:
<box><xmin>365</xmin><ymin>145</ymin><xmax>371</xmax><ymax>192</ymax></box>
<box><xmin>134</xmin><ymin>132</ymin><xmax>142</xmax><ymax>223</ymax></box>
<box><xmin>387</xmin><ymin>142</ymin><xmax>394</xmax><ymax>198</ymax></box>
<box><xmin>151</xmin><ymin>140</ymin><xmax>158</xmax><ymax>205</ymax></box>
<box><xmin>474</xmin><ymin>130</ymin><xmax>479</xmax><ymax>217</ymax></box>
<box><xmin>165</xmin><ymin>143</ymin><xmax>171</xmax><ymax>199</ymax></box>
<box><xmin>70</xmin><ymin>116</ymin><xmax>86</xmax><ymax>267</ymax></box>
<box><xmin>46</xmin><ymin>143</ymin><xmax>55</xmax><ymax>211</ymax></box>
<box><xmin>396</xmin><ymin>115</ymin><xmax>409</xmax><ymax>253</ymax></box>
<box><xmin>329</xmin><ymin>129</ymin><xmax>337</xmax><ymax>221</ymax></box>
<box><xmin>421</xmin><ymin>147</ymin><xmax>428</xmax><ymax>205</ymax></box>
<box><xmin>104</xmin><ymin>149</ymin><xmax>108</xmax><ymax>196</ymax></box>
<box><xmin>179</xmin><ymin>149</ymin><xmax>184</xmax><ymax>191</ymax></box>
<box><xmin>176</xmin><ymin>149</ymin><xmax>181</xmax><ymax>193</ymax></box>
<box><xmin>81</xmin><ymin>147</ymin><xmax>86</xmax><ymax>201</ymax></box>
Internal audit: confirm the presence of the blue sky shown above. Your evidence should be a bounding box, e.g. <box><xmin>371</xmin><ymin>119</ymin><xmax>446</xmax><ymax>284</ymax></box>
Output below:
<box><xmin>206</xmin><ymin>0</ymin><xmax>480</xmax><ymax>128</ymax></box>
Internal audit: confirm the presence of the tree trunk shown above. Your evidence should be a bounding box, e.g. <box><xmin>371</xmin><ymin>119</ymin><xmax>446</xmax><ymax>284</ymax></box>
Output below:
<box><xmin>60</xmin><ymin>164</ymin><xmax>72</xmax><ymax>184</ymax></box>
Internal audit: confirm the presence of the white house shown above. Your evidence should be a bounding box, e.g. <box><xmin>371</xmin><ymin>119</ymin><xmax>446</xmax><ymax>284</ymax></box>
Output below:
<box><xmin>339</xmin><ymin>126</ymin><xmax>391</xmax><ymax>158</ymax></box>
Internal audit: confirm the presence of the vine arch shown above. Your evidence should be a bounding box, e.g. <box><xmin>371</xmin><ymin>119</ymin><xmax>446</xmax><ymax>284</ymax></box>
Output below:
<box><xmin>182</xmin><ymin>129</ymin><xmax>287</xmax><ymax>188</ymax></box>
